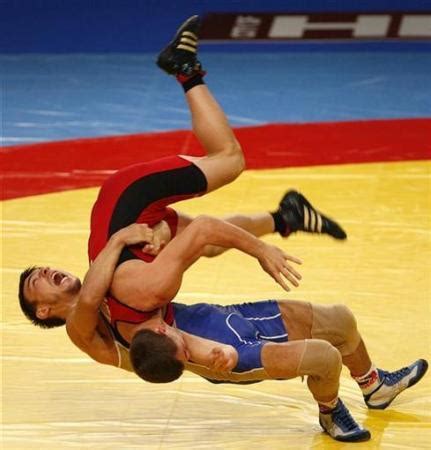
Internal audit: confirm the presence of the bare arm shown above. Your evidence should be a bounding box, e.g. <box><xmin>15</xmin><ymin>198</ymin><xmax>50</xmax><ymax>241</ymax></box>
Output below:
<box><xmin>66</xmin><ymin>224</ymin><xmax>154</xmax><ymax>349</ymax></box>
<box><xmin>111</xmin><ymin>215</ymin><xmax>302</xmax><ymax>311</ymax></box>
<box><xmin>180</xmin><ymin>329</ymin><xmax>238</xmax><ymax>372</ymax></box>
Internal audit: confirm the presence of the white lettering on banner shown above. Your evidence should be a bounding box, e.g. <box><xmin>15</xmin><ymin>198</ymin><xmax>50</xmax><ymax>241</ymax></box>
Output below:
<box><xmin>399</xmin><ymin>15</ymin><xmax>431</xmax><ymax>37</ymax></box>
<box><xmin>269</xmin><ymin>15</ymin><xmax>391</xmax><ymax>38</ymax></box>
<box><xmin>231</xmin><ymin>15</ymin><xmax>262</xmax><ymax>38</ymax></box>
<box><xmin>216</xmin><ymin>13</ymin><xmax>431</xmax><ymax>41</ymax></box>
<box><xmin>354</xmin><ymin>16</ymin><xmax>391</xmax><ymax>37</ymax></box>
<box><xmin>269</xmin><ymin>16</ymin><xmax>308</xmax><ymax>38</ymax></box>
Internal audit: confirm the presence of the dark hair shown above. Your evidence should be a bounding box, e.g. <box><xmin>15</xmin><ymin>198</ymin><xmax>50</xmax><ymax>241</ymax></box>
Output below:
<box><xmin>18</xmin><ymin>266</ymin><xmax>66</xmax><ymax>329</ymax></box>
<box><xmin>130</xmin><ymin>329</ymin><xmax>184</xmax><ymax>383</ymax></box>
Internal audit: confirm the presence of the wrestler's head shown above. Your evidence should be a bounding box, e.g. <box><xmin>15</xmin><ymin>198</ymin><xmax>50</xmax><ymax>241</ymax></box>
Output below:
<box><xmin>18</xmin><ymin>266</ymin><xmax>82</xmax><ymax>328</ymax></box>
<box><xmin>130</xmin><ymin>324</ymin><xmax>189</xmax><ymax>383</ymax></box>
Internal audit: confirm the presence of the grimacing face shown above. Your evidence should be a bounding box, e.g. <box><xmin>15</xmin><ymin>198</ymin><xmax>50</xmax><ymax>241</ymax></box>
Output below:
<box><xmin>24</xmin><ymin>267</ymin><xmax>82</xmax><ymax>305</ymax></box>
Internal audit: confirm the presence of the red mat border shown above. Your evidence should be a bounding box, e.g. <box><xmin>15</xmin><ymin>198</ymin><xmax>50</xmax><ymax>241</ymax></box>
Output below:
<box><xmin>2</xmin><ymin>118</ymin><xmax>430</xmax><ymax>200</ymax></box>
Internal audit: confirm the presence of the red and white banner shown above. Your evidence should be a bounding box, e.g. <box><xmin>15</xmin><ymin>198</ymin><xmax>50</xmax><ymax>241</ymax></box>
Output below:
<box><xmin>201</xmin><ymin>13</ymin><xmax>431</xmax><ymax>41</ymax></box>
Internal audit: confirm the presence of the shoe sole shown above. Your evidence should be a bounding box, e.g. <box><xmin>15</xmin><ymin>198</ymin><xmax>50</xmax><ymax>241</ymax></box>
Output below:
<box><xmin>334</xmin><ymin>430</ymin><xmax>371</xmax><ymax>442</ymax></box>
<box><xmin>319</xmin><ymin>419</ymin><xmax>371</xmax><ymax>442</ymax></box>
<box><xmin>367</xmin><ymin>359</ymin><xmax>429</xmax><ymax>410</ymax></box>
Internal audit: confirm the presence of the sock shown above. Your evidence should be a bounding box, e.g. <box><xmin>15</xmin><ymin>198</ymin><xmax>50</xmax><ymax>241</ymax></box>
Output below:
<box><xmin>177</xmin><ymin>73</ymin><xmax>205</xmax><ymax>93</ymax></box>
<box><xmin>318</xmin><ymin>397</ymin><xmax>339</xmax><ymax>413</ymax></box>
<box><xmin>353</xmin><ymin>364</ymin><xmax>380</xmax><ymax>395</ymax></box>
<box><xmin>271</xmin><ymin>211</ymin><xmax>290</xmax><ymax>236</ymax></box>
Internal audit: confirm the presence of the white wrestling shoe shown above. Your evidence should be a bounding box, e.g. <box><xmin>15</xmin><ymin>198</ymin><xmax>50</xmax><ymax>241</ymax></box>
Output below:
<box><xmin>319</xmin><ymin>399</ymin><xmax>371</xmax><ymax>442</ymax></box>
<box><xmin>364</xmin><ymin>359</ymin><xmax>428</xmax><ymax>409</ymax></box>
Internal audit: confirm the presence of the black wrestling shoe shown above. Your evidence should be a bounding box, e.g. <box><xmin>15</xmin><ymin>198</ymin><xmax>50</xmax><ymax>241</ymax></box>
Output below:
<box><xmin>157</xmin><ymin>15</ymin><xmax>204</xmax><ymax>79</ymax></box>
<box><xmin>277</xmin><ymin>190</ymin><xmax>347</xmax><ymax>240</ymax></box>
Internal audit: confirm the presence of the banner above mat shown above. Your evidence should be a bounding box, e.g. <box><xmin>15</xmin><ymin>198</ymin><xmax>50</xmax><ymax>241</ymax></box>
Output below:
<box><xmin>201</xmin><ymin>12</ymin><xmax>431</xmax><ymax>41</ymax></box>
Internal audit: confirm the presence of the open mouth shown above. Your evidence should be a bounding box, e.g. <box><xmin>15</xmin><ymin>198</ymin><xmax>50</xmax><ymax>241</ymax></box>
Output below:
<box><xmin>52</xmin><ymin>272</ymin><xmax>67</xmax><ymax>286</ymax></box>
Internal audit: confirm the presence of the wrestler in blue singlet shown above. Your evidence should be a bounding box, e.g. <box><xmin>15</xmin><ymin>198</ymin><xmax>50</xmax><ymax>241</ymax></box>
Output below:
<box><xmin>173</xmin><ymin>300</ymin><xmax>288</xmax><ymax>374</ymax></box>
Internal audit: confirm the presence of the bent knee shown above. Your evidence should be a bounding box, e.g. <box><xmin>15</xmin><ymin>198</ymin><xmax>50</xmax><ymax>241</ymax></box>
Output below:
<box><xmin>332</xmin><ymin>304</ymin><xmax>361</xmax><ymax>354</ymax></box>
<box><xmin>334</xmin><ymin>304</ymin><xmax>357</xmax><ymax>334</ymax></box>
<box><xmin>311</xmin><ymin>303</ymin><xmax>361</xmax><ymax>356</ymax></box>
<box><xmin>297</xmin><ymin>339</ymin><xmax>342</xmax><ymax>380</ymax></box>
<box><xmin>324</xmin><ymin>342</ymin><xmax>343</xmax><ymax>379</ymax></box>
<box><xmin>224</xmin><ymin>141</ymin><xmax>245</xmax><ymax>180</ymax></box>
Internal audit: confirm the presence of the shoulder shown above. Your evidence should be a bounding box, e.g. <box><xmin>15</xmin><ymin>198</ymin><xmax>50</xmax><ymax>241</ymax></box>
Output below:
<box><xmin>66</xmin><ymin>317</ymin><xmax>119</xmax><ymax>366</ymax></box>
<box><xmin>65</xmin><ymin>318</ymin><xmax>89</xmax><ymax>352</ymax></box>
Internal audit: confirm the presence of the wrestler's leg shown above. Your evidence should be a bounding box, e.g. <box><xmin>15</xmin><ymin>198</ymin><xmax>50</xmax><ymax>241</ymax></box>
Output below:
<box><xmin>171</xmin><ymin>186</ymin><xmax>348</xmax><ymax>256</ymax></box>
<box><xmin>261</xmin><ymin>339</ymin><xmax>370</xmax><ymax>441</ymax></box>
<box><xmin>157</xmin><ymin>16</ymin><xmax>245</xmax><ymax>193</ymax></box>
<box><xmin>262</xmin><ymin>339</ymin><xmax>341</xmax><ymax>403</ymax></box>
<box><xmin>180</xmin><ymin>85</ymin><xmax>245</xmax><ymax>193</ymax></box>
<box><xmin>176</xmin><ymin>212</ymin><xmax>274</xmax><ymax>257</ymax></box>
<box><xmin>278</xmin><ymin>300</ymin><xmax>371</xmax><ymax>373</ymax></box>
<box><xmin>279</xmin><ymin>299</ymin><xmax>428</xmax><ymax>409</ymax></box>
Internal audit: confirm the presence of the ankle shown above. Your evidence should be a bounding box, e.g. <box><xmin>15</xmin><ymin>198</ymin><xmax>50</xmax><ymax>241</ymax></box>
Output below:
<box><xmin>271</xmin><ymin>211</ymin><xmax>290</xmax><ymax>236</ymax></box>
<box><xmin>318</xmin><ymin>396</ymin><xmax>339</xmax><ymax>413</ymax></box>
<box><xmin>177</xmin><ymin>72</ymin><xmax>206</xmax><ymax>93</ymax></box>
<box><xmin>352</xmin><ymin>364</ymin><xmax>380</xmax><ymax>395</ymax></box>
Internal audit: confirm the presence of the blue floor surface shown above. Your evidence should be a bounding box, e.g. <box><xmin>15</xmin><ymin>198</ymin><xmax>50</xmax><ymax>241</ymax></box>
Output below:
<box><xmin>2</xmin><ymin>52</ymin><xmax>430</xmax><ymax>146</ymax></box>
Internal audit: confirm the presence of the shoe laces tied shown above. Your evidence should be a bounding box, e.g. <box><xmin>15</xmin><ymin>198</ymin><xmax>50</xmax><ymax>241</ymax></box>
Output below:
<box><xmin>335</xmin><ymin>403</ymin><xmax>359</xmax><ymax>431</ymax></box>
<box><xmin>381</xmin><ymin>366</ymin><xmax>411</xmax><ymax>384</ymax></box>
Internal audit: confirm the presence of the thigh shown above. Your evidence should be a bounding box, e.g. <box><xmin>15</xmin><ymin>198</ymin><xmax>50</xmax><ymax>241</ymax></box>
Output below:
<box><xmin>261</xmin><ymin>340</ymin><xmax>307</xmax><ymax>379</ymax></box>
<box><xmin>97</xmin><ymin>158</ymin><xmax>207</xmax><ymax>264</ymax></box>
<box><xmin>277</xmin><ymin>299</ymin><xmax>313</xmax><ymax>341</ymax></box>
<box><xmin>108</xmin><ymin>157</ymin><xmax>207</xmax><ymax>233</ymax></box>
<box><xmin>180</xmin><ymin>153</ymin><xmax>243</xmax><ymax>193</ymax></box>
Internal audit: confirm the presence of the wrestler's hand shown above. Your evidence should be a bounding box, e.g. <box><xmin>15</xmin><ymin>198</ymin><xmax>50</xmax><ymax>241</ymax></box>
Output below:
<box><xmin>209</xmin><ymin>345</ymin><xmax>238</xmax><ymax>372</ymax></box>
<box><xmin>116</xmin><ymin>223</ymin><xmax>155</xmax><ymax>247</ymax></box>
<box><xmin>142</xmin><ymin>235</ymin><xmax>166</xmax><ymax>256</ymax></box>
<box><xmin>258</xmin><ymin>243</ymin><xmax>302</xmax><ymax>291</ymax></box>
<box><xmin>142</xmin><ymin>220</ymin><xmax>170</xmax><ymax>256</ymax></box>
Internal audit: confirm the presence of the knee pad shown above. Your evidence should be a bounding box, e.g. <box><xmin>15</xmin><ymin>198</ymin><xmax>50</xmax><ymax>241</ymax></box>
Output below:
<box><xmin>311</xmin><ymin>304</ymin><xmax>361</xmax><ymax>357</ymax></box>
<box><xmin>297</xmin><ymin>339</ymin><xmax>341</xmax><ymax>400</ymax></box>
<box><xmin>297</xmin><ymin>339</ymin><xmax>342</xmax><ymax>379</ymax></box>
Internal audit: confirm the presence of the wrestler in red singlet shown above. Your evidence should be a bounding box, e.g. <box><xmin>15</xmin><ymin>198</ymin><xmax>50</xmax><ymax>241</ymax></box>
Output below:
<box><xmin>87</xmin><ymin>155</ymin><xmax>207</xmax><ymax>345</ymax></box>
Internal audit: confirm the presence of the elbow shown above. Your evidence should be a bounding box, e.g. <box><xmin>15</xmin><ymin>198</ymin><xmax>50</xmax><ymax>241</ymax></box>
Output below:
<box><xmin>189</xmin><ymin>215</ymin><xmax>214</xmax><ymax>243</ymax></box>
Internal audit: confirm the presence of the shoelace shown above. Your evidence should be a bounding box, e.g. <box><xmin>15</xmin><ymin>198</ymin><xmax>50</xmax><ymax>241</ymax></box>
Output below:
<box><xmin>335</xmin><ymin>403</ymin><xmax>359</xmax><ymax>431</ymax></box>
<box><xmin>380</xmin><ymin>366</ymin><xmax>411</xmax><ymax>384</ymax></box>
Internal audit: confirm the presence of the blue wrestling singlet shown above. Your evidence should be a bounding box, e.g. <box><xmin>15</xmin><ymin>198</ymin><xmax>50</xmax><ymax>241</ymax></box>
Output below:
<box><xmin>173</xmin><ymin>300</ymin><xmax>288</xmax><ymax>376</ymax></box>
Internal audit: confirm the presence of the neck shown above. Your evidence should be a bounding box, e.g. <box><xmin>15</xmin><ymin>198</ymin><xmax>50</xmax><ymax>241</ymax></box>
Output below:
<box><xmin>57</xmin><ymin>292</ymin><xmax>80</xmax><ymax>321</ymax></box>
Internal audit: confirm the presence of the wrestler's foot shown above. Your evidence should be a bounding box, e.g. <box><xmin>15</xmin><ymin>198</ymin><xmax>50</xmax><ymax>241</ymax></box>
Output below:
<box><xmin>319</xmin><ymin>399</ymin><xmax>371</xmax><ymax>442</ymax></box>
<box><xmin>157</xmin><ymin>15</ymin><xmax>205</xmax><ymax>81</ymax></box>
<box><xmin>276</xmin><ymin>190</ymin><xmax>347</xmax><ymax>240</ymax></box>
<box><xmin>364</xmin><ymin>359</ymin><xmax>428</xmax><ymax>410</ymax></box>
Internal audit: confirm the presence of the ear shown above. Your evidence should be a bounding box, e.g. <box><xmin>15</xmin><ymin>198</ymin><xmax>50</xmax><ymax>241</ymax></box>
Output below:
<box><xmin>155</xmin><ymin>324</ymin><xmax>167</xmax><ymax>335</ymax></box>
<box><xmin>36</xmin><ymin>305</ymin><xmax>50</xmax><ymax>320</ymax></box>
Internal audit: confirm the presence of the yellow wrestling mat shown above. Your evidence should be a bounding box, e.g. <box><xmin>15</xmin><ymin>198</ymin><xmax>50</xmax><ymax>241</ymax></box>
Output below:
<box><xmin>2</xmin><ymin>161</ymin><xmax>431</xmax><ymax>449</ymax></box>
